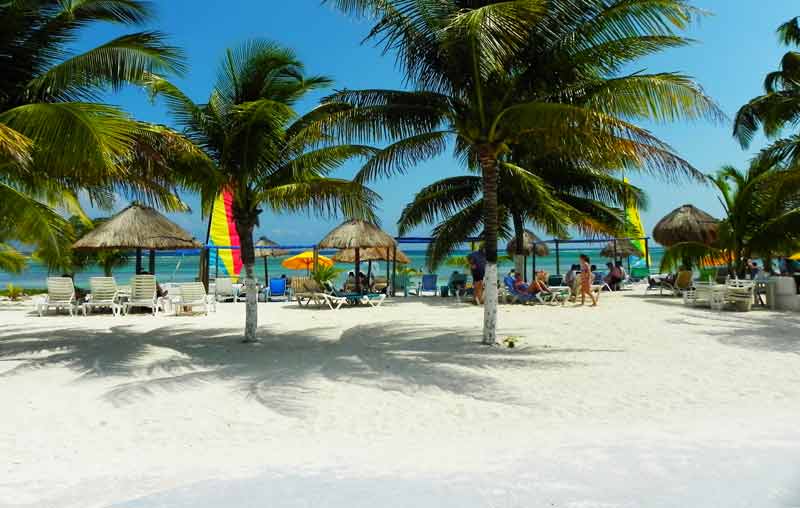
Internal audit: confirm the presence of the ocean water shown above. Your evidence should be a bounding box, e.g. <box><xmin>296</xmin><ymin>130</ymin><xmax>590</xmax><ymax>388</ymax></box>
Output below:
<box><xmin>0</xmin><ymin>247</ymin><xmax>663</xmax><ymax>289</ymax></box>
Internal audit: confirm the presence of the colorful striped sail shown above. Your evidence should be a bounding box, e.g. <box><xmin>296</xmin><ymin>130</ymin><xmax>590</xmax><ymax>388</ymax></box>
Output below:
<box><xmin>207</xmin><ymin>188</ymin><xmax>242</xmax><ymax>278</ymax></box>
<box><xmin>624</xmin><ymin>177</ymin><xmax>649</xmax><ymax>260</ymax></box>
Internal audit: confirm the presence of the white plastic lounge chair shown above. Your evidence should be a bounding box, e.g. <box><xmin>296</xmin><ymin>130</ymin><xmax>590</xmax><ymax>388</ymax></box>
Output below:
<box><xmin>81</xmin><ymin>277</ymin><xmax>120</xmax><ymax>316</ymax></box>
<box><xmin>319</xmin><ymin>292</ymin><xmax>348</xmax><ymax>310</ymax></box>
<box><xmin>360</xmin><ymin>293</ymin><xmax>387</xmax><ymax>307</ymax></box>
<box><xmin>214</xmin><ymin>277</ymin><xmax>242</xmax><ymax>302</ymax></box>
<box><xmin>725</xmin><ymin>279</ymin><xmax>755</xmax><ymax>311</ymax></box>
<box><xmin>123</xmin><ymin>275</ymin><xmax>162</xmax><ymax>316</ymax></box>
<box><xmin>38</xmin><ymin>277</ymin><xmax>77</xmax><ymax>316</ymax></box>
<box><xmin>176</xmin><ymin>282</ymin><xmax>215</xmax><ymax>315</ymax></box>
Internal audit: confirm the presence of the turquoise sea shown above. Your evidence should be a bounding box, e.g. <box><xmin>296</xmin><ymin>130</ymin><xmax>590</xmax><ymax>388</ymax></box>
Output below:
<box><xmin>0</xmin><ymin>247</ymin><xmax>664</xmax><ymax>289</ymax></box>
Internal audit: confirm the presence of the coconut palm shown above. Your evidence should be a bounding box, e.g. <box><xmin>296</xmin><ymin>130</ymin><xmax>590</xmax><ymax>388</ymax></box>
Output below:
<box><xmin>0</xmin><ymin>0</ymin><xmax>186</xmax><ymax>264</ymax></box>
<box><xmin>734</xmin><ymin>15</ymin><xmax>800</xmax><ymax>166</ymax></box>
<box><xmin>323</xmin><ymin>0</ymin><xmax>719</xmax><ymax>344</ymax></box>
<box><xmin>147</xmin><ymin>40</ymin><xmax>379</xmax><ymax>342</ymax></box>
<box><xmin>661</xmin><ymin>161</ymin><xmax>800</xmax><ymax>275</ymax></box>
<box><xmin>399</xmin><ymin>159</ymin><xmax>645</xmax><ymax>270</ymax></box>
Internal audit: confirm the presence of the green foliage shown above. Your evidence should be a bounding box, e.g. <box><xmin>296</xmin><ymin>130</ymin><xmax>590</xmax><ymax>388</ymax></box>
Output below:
<box><xmin>0</xmin><ymin>0</ymin><xmax>191</xmax><ymax>263</ymax></box>
<box><xmin>32</xmin><ymin>215</ymin><xmax>129</xmax><ymax>276</ymax></box>
<box><xmin>311</xmin><ymin>264</ymin><xmax>343</xmax><ymax>286</ymax></box>
<box><xmin>0</xmin><ymin>243</ymin><xmax>27</xmax><ymax>273</ymax></box>
<box><xmin>147</xmin><ymin>39</ymin><xmax>380</xmax><ymax>341</ymax></box>
<box><xmin>4</xmin><ymin>283</ymin><xmax>24</xmax><ymax>301</ymax></box>
<box><xmin>661</xmin><ymin>163</ymin><xmax>800</xmax><ymax>274</ymax></box>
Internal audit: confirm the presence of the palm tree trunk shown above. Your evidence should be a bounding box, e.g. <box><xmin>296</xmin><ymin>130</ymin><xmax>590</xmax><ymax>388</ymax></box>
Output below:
<box><xmin>235</xmin><ymin>217</ymin><xmax>258</xmax><ymax>343</ymax></box>
<box><xmin>479</xmin><ymin>146</ymin><xmax>499</xmax><ymax>345</ymax></box>
<box><xmin>511</xmin><ymin>210</ymin><xmax>525</xmax><ymax>275</ymax></box>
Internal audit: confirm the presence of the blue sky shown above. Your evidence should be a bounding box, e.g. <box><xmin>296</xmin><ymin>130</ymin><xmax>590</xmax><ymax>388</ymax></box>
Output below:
<box><xmin>80</xmin><ymin>0</ymin><xmax>798</xmax><ymax>244</ymax></box>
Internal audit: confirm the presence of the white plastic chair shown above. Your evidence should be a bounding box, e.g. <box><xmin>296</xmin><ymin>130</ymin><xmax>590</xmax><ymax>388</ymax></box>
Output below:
<box><xmin>82</xmin><ymin>277</ymin><xmax>120</xmax><ymax>316</ymax></box>
<box><xmin>725</xmin><ymin>279</ymin><xmax>755</xmax><ymax>311</ymax></box>
<box><xmin>123</xmin><ymin>275</ymin><xmax>162</xmax><ymax>316</ymax></box>
<box><xmin>176</xmin><ymin>282</ymin><xmax>215</xmax><ymax>315</ymax></box>
<box><xmin>38</xmin><ymin>277</ymin><xmax>76</xmax><ymax>316</ymax></box>
<box><xmin>214</xmin><ymin>277</ymin><xmax>242</xmax><ymax>302</ymax></box>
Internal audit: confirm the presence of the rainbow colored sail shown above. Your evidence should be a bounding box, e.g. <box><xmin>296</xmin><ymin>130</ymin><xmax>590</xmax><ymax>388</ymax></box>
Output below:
<box><xmin>623</xmin><ymin>177</ymin><xmax>649</xmax><ymax>260</ymax></box>
<box><xmin>207</xmin><ymin>188</ymin><xmax>242</xmax><ymax>277</ymax></box>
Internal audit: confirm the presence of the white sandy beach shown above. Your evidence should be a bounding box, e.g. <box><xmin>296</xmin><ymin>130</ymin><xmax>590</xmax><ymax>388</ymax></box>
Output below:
<box><xmin>2</xmin><ymin>288</ymin><xmax>800</xmax><ymax>508</ymax></box>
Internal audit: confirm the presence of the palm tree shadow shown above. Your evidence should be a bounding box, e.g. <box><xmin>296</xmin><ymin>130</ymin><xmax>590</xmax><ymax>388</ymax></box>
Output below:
<box><xmin>0</xmin><ymin>321</ymin><xmax>620</xmax><ymax>417</ymax></box>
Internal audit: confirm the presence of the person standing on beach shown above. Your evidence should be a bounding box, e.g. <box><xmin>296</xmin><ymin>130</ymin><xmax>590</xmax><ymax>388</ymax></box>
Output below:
<box><xmin>579</xmin><ymin>254</ymin><xmax>598</xmax><ymax>306</ymax></box>
<box><xmin>468</xmin><ymin>250</ymin><xmax>486</xmax><ymax>305</ymax></box>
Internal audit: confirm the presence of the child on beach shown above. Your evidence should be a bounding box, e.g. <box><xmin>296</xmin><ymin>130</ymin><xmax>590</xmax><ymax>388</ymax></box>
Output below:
<box><xmin>579</xmin><ymin>254</ymin><xmax>598</xmax><ymax>306</ymax></box>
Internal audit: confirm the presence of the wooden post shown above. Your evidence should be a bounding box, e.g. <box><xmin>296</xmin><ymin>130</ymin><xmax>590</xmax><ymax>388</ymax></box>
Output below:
<box><xmin>523</xmin><ymin>255</ymin><xmax>528</xmax><ymax>281</ymax></box>
<box><xmin>613</xmin><ymin>239</ymin><xmax>618</xmax><ymax>263</ymax></box>
<box><xmin>199</xmin><ymin>248</ymin><xmax>209</xmax><ymax>291</ymax></box>
<box><xmin>135</xmin><ymin>248</ymin><xmax>142</xmax><ymax>274</ymax></box>
<box><xmin>312</xmin><ymin>246</ymin><xmax>319</xmax><ymax>273</ymax></box>
<box><xmin>385</xmin><ymin>248</ymin><xmax>390</xmax><ymax>289</ymax></box>
<box><xmin>148</xmin><ymin>249</ymin><xmax>156</xmax><ymax>274</ymax></box>
<box><xmin>263</xmin><ymin>257</ymin><xmax>269</xmax><ymax>283</ymax></box>
<box><xmin>391</xmin><ymin>246</ymin><xmax>397</xmax><ymax>297</ymax></box>
<box><xmin>555</xmin><ymin>239</ymin><xmax>561</xmax><ymax>275</ymax></box>
<box><xmin>532</xmin><ymin>248</ymin><xmax>537</xmax><ymax>274</ymax></box>
<box><xmin>214</xmin><ymin>249</ymin><xmax>219</xmax><ymax>280</ymax></box>
<box><xmin>644</xmin><ymin>237</ymin><xmax>651</xmax><ymax>273</ymax></box>
<box><xmin>355</xmin><ymin>247</ymin><xmax>361</xmax><ymax>293</ymax></box>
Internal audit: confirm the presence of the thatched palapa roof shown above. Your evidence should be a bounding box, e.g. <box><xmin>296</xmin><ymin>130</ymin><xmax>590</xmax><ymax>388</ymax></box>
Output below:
<box><xmin>653</xmin><ymin>204</ymin><xmax>718</xmax><ymax>247</ymax></box>
<box><xmin>600</xmin><ymin>239</ymin><xmax>643</xmax><ymax>258</ymax></box>
<box><xmin>73</xmin><ymin>203</ymin><xmax>201</xmax><ymax>251</ymax></box>
<box><xmin>333</xmin><ymin>246</ymin><xmax>411</xmax><ymax>264</ymax></box>
<box><xmin>505</xmin><ymin>230</ymin><xmax>549</xmax><ymax>257</ymax></box>
<box><xmin>254</xmin><ymin>236</ymin><xmax>289</xmax><ymax>258</ymax></box>
<box><xmin>318</xmin><ymin>219</ymin><xmax>396</xmax><ymax>249</ymax></box>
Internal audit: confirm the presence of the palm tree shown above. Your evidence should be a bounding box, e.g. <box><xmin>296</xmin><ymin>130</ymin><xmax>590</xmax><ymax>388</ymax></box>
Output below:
<box><xmin>0</xmin><ymin>0</ymin><xmax>186</xmax><ymax>263</ymax></box>
<box><xmin>323</xmin><ymin>0</ymin><xmax>719</xmax><ymax>344</ymax></box>
<box><xmin>147</xmin><ymin>40</ymin><xmax>379</xmax><ymax>342</ymax></box>
<box><xmin>734</xmin><ymin>14</ymin><xmax>800</xmax><ymax>165</ymax></box>
<box><xmin>661</xmin><ymin>161</ymin><xmax>800</xmax><ymax>275</ymax></box>
<box><xmin>398</xmin><ymin>159</ymin><xmax>644</xmax><ymax>270</ymax></box>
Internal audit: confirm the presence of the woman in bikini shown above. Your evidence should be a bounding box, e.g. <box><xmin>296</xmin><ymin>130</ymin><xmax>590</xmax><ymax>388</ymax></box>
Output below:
<box><xmin>579</xmin><ymin>254</ymin><xmax>598</xmax><ymax>306</ymax></box>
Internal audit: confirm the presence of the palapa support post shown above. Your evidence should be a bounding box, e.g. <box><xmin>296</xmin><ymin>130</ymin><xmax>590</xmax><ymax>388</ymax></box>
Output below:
<box><xmin>391</xmin><ymin>246</ymin><xmax>397</xmax><ymax>297</ymax></box>
<box><xmin>355</xmin><ymin>247</ymin><xmax>361</xmax><ymax>293</ymax></box>
<box><xmin>385</xmin><ymin>247</ymin><xmax>390</xmax><ymax>289</ymax></box>
<box><xmin>555</xmin><ymin>239</ymin><xmax>561</xmax><ymax>275</ymax></box>
<box><xmin>135</xmin><ymin>248</ymin><xmax>142</xmax><ymax>274</ymax></box>
<box><xmin>312</xmin><ymin>246</ymin><xmax>319</xmax><ymax>273</ymax></box>
<box><xmin>263</xmin><ymin>257</ymin><xmax>269</xmax><ymax>283</ymax></box>
<box><xmin>644</xmin><ymin>237</ymin><xmax>651</xmax><ymax>272</ymax></box>
<box><xmin>613</xmin><ymin>239</ymin><xmax>618</xmax><ymax>264</ymax></box>
<box><xmin>148</xmin><ymin>249</ymin><xmax>156</xmax><ymax>274</ymax></box>
<box><xmin>199</xmin><ymin>248</ymin><xmax>210</xmax><ymax>291</ymax></box>
<box><xmin>523</xmin><ymin>255</ymin><xmax>528</xmax><ymax>281</ymax></box>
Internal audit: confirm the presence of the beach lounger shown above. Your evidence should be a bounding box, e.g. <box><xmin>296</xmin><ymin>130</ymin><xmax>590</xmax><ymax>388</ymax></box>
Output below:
<box><xmin>214</xmin><ymin>277</ymin><xmax>242</xmax><ymax>302</ymax></box>
<box><xmin>502</xmin><ymin>276</ymin><xmax>541</xmax><ymax>304</ymax></box>
<box><xmin>725</xmin><ymin>279</ymin><xmax>755</xmax><ymax>311</ymax></box>
<box><xmin>176</xmin><ymin>282</ymin><xmax>215</xmax><ymax>315</ymax></box>
<box><xmin>360</xmin><ymin>293</ymin><xmax>387</xmax><ymax>307</ymax></box>
<box><xmin>409</xmin><ymin>274</ymin><xmax>438</xmax><ymax>296</ymax></box>
<box><xmin>267</xmin><ymin>278</ymin><xmax>289</xmax><ymax>302</ymax></box>
<box><xmin>289</xmin><ymin>276</ymin><xmax>311</xmax><ymax>301</ymax></box>
<box><xmin>38</xmin><ymin>277</ymin><xmax>77</xmax><ymax>316</ymax></box>
<box><xmin>81</xmin><ymin>277</ymin><xmax>120</xmax><ymax>316</ymax></box>
<box><xmin>122</xmin><ymin>275</ymin><xmax>163</xmax><ymax>316</ymax></box>
<box><xmin>373</xmin><ymin>276</ymin><xmax>389</xmax><ymax>293</ymax></box>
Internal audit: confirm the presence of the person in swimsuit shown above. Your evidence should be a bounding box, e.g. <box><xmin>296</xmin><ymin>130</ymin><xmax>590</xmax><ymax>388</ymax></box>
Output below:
<box><xmin>467</xmin><ymin>250</ymin><xmax>486</xmax><ymax>304</ymax></box>
<box><xmin>579</xmin><ymin>254</ymin><xmax>598</xmax><ymax>306</ymax></box>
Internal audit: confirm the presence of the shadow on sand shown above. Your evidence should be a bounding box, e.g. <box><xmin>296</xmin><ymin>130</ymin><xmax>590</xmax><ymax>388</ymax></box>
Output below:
<box><xmin>623</xmin><ymin>292</ymin><xmax>800</xmax><ymax>354</ymax></box>
<box><xmin>0</xmin><ymin>319</ymin><xmax>619</xmax><ymax>416</ymax></box>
